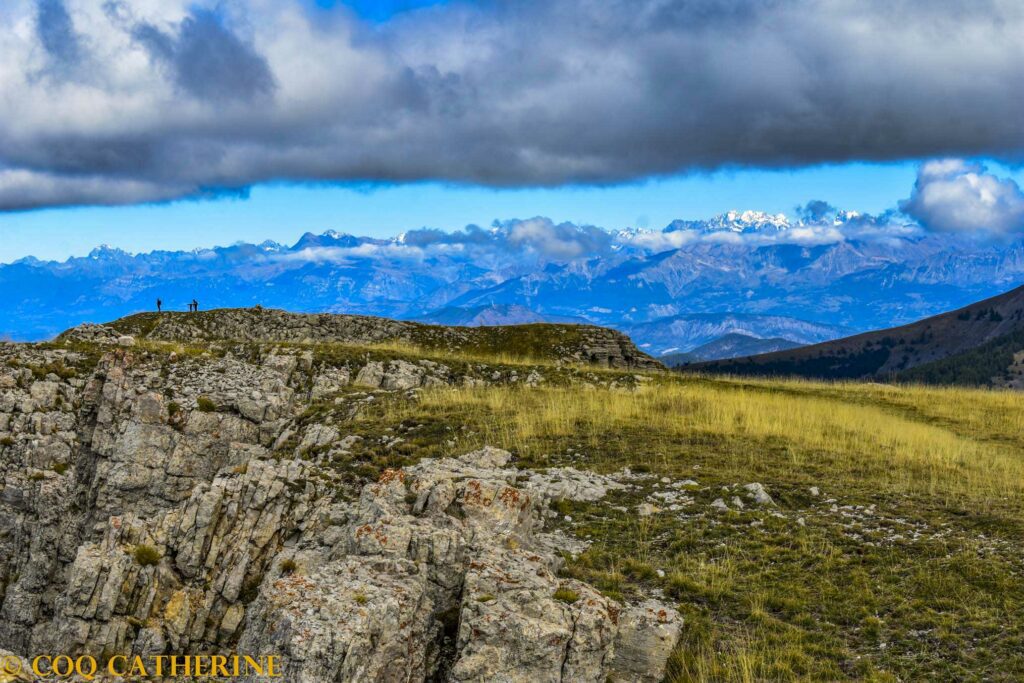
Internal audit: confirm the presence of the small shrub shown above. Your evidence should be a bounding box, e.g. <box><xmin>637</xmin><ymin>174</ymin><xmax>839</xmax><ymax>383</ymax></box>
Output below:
<box><xmin>0</xmin><ymin>436</ymin><xmax>14</xmax><ymax>447</ymax></box>
<box><xmin>133</xmin><ymin>545</ymin><xmax>161</xmax><ymax>567</ymax></box>
<box><xmin>549</xmin><ymin>498</ymin><xmax>572</xmax><ymax>516</ymax></box>
<box><xmin>476</xmin><ymin>594</ymin><xmax>496</xmax><ymax>602</ymax></box>
<box><xmin>553</xmin><ymin>586</ymin><xmax>580</xmax><ymax>604</ymax></box>
<box><xmin>28</xmin><ymin>471</ymin><xmax>46</xmax><ymax>481</ymax></box>
<box><xmin>354</xmin><ymin>591</ymin><xmax>368</xmax><ymax>605</ymax></box>
<box><xmin>52</xmin><ymin>462</ymin><xmax>69</xmax><ymax>475</ymax></box>
<box><xmin>279</xmin><ymin>559</ymin><xmax>298</xmax><ymax>575</ymax></box>
<box><xmin>196</xmin><ymin>396</ymin><xmax>217</xmax><ymax>412</ymax></box>
<box><xmin>167</xmin><ymin>401</ymin><xmax>181</xmax><ymax>417</ymax></box>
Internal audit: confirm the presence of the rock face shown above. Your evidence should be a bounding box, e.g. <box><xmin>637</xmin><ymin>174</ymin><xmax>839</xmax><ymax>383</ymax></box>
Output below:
<box><xmin>79</xmin><ymin>307</ymin><xmax>663</xmax><ymax>370</ymax></box>
<box><xmin>238</xmin><ymin>448</ymin><xmax>680</xmax><ymax>682</ymax></box>
<box><xmin>0</xmin><ymin>321</ymin><xmax>676</xmax><ymax>681</ymax></box>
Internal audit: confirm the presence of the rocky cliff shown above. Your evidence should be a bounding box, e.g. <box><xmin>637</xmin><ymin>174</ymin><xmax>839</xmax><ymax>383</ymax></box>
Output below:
<box><xmin>0</xmin><ymin>313</ymin><xmax>675</xmax><ymax>682</ymax></box>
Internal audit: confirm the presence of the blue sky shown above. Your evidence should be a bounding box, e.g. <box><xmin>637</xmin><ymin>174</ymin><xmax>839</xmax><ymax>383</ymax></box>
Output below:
<box><xmin>3</xmin><ymin>160</ymin><xmax>1023</xmax><ymax>263</ymax></box>
<box><xmin>4</xmin><ymin>160</ymin><xmax>1023</xmax><ymax>263</ymax></box>
<box><xmin>0</xmin><ymin>162</ymin><xmax>946</xmax><ymax>263</ymax></box>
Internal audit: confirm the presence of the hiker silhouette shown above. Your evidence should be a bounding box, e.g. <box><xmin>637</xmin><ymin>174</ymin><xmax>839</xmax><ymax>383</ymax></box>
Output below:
<box><xmin>192</xmin><ymin>299</ymin><xmax>199</xmax><ymax>312</ymax></box>
<box><xmin>156</xmin><ymin>298</ymin><xmax>162</xmax><ymax>312</ymax></box>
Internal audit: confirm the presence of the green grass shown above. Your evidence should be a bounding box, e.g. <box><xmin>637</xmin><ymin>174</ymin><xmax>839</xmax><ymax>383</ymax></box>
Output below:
<box><xmin>346</xmin><ymin>372</ymin><xmax>1024</xmax><ymax>681</ymax></box>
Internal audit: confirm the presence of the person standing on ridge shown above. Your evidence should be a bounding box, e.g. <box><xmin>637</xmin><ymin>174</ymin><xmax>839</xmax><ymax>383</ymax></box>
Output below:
<box><xmin>193</xmin><ymin>299</ymin><xmax>199</xmax><ymax>312</ymax></box>
<box><xmin>156</xmin><ymin>298</ymin><xmax>162</xmax><ymax>313</ymax></box>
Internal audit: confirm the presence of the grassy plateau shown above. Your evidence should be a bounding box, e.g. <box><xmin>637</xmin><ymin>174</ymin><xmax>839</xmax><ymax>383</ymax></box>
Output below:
<box><xmin>328</xmin><ymin>364</ymin><xmax>1024</xmax><ymax>682</ymax></box>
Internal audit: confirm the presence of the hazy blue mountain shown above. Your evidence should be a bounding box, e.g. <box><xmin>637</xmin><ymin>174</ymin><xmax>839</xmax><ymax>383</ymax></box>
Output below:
<box><xmin>414</xmin><ymin>305</ymin><xmax>588</xmax><ymax>326</ymax></box>
<box><xmin>3</xmin><ymin>211</ymin><xmax>1024</xmax><ymax>351</ymax></box>
<box><xmin>660</xmin><ymin>333</ymin><xmax>803</xmax><ymax>366</ymax></box>
<box><xmin>623</xmin><ymin>313</ymin><xmax>847</xmax><ymax>356</ymax></box>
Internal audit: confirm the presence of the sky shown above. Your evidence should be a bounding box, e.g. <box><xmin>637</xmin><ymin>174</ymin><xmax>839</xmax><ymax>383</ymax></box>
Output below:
<box><xmin>0</xmin><ymin>161</ymin><xmax>936</xmax><ymax>262</ymax></box>
<box><xmin>1</xmin><ymin>0</ymin><xmax>1023</xmax><ymax>262</ymax></box>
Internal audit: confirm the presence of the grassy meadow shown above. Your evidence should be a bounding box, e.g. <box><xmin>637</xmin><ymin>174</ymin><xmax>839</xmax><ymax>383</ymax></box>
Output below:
<box><xmin>336</xmin><ymin>369</ymin><xmax>1024</xmax><ymax>682</ymax></box>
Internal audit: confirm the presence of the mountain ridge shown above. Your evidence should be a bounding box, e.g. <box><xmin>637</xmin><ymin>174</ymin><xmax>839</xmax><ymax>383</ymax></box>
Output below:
<box><xmin>690</xmin><ymin>284</ymin><xmax>1024</xmax><ymax>385</ymax></box>
<box><xmin>88</xmin><ymin>307</ymin><xmax>663</xmax><ymax>370</ymax></box>
<box><xmin>4</xmin><ymin>212</ymin><xmax>1024</xmax><ymax>355</ymax></box>
<box><xmin>661</xmin><ymin>333</ymin><xmax>803</xmax><ymax>366</ymax></box>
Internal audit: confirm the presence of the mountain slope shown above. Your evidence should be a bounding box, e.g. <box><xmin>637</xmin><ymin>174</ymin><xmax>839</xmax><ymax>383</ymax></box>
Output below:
<box><xmin>661</xmin><ymin>333</ymin><xmax>803</xmax><ymax>366</ymax></box>
<box><xmin>690</xmin><ymin>285</ymin><xmax>1024</xmax><ymax>383</ymax></box>
<box><xmin>413</xmin><ymin>304</ymin><xmax>587</xmax><ymax>327</ymax></box>
<box><xmin>625</xmin><ymin>314</ymin><xmax>846</xmax><ymax>356</ymax></box>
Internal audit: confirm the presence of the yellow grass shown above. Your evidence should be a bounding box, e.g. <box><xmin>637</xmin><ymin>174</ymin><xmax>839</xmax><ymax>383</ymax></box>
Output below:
<box><xmin>357</xmin><ymin>339</ymin><xmax>563</xmax><ymax>367</ymax></box>
<box><xmin>708</xmin><ymin>374</ymin><xmax>1024</xmax><ymax>447</ymax></box>
<box><xmin>394</xmin><ymin>376</ymin><xmax>1024</xmax><ymax>501</ymax></box>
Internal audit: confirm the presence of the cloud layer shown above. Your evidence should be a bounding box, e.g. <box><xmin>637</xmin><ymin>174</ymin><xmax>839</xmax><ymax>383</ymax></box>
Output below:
<box><xmin>2</xmin><ymin>0</ymin><xmax>1024</xmax><ymax>210</ymax></box>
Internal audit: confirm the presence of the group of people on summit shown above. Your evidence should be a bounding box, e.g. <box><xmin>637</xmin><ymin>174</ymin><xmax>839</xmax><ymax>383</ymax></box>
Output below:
<box><xmin>155</xmin><ymin>298</ymin><xmax>198</xmax><ymax>313</ymax></box>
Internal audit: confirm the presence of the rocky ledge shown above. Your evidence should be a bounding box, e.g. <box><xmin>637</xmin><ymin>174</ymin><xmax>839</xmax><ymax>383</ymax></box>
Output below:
<box><xmin>241</xmin><ymin>447</ymin><xmax>679</xmax><ymax>682</ymax></box>
<box><xmin>80</xmin><ymin>308</ymin><xmax>662</xmax><ymax>370</ymax></box>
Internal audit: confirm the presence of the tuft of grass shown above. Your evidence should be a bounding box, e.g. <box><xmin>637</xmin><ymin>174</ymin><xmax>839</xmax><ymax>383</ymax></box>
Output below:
<box><xmin>133</xmin><ymin>545</ymin><xmax>161</xmax><ymax>567</ymax></box>
<box><xmin>553</xmin><ymin>586</ymin><xmax>580</xmax><ymax>604</ymax></box>
<box><xmin>196</xmin><ymin>396</ymin><xmax>217</xmax><ymax>412</ymax></box>
<box><xmin>279</xmin><ymin>558</ymin><xmax>298</xmax><ymax>575</ymax></box>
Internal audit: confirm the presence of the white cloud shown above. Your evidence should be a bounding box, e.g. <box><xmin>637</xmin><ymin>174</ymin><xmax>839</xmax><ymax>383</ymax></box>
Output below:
<box><xmin>900</xmin><ymin>159</ymin><xmax>1024</xmax><ymax>234</ymax></box>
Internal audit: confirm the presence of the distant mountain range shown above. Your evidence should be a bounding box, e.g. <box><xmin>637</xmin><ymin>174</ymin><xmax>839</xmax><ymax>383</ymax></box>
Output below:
<box><xmin>661</xmin><ymin>334</ymin><xmax>803</xmax><ymax>367</ymax></box>
<box><xmin>414</xmin><ymin>304</ymin><xmax>588</xmax><ymax>327</ymax></box>
<box><xmin>692</xmin><ymin>284</ymin><xmax>1024</xmax><ymax>387</ymax></box>
<box><xmin>620</xmin><ymin>313</ymin><xmax>845</xmax><ymax>356</ymax></box>
<box><xmin>4</xmin><ymin>209</ymin><xmax>1024</xmax><ymax>358</ymax></box>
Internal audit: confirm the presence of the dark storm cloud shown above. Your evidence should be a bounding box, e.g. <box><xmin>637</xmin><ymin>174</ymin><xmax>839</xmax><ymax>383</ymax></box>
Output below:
<box><xmin>1</xmin><ymin>0</ymin><xmax>1023</xmax><ymax>210</ymax></box>
<box><xmin>35</xmin><ymin>0</ymin><xmax>85</xmax><ymax>78</ymax></box>
<box><xmin>131</xmin><ymin>8</ymin><xmax>276</xmax><ymax>102</ymax></box>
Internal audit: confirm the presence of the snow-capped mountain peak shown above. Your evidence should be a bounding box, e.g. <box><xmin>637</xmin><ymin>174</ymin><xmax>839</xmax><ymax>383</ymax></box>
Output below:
<box><xmin>663</xmin><ymin>210</ymin><xmax>791</xmax><ymax>235</ymax></box>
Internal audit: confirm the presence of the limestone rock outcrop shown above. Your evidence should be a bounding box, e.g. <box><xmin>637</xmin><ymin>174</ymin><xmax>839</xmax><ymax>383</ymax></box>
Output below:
<box><xmin>0</xmin><ymin>318</ymin><xmax>675</xmax><ymax>681</ymax></box>
<box><xmin>238</xmin><ymin>448</ymin><xmax>680</xmax><ymax>682</ymax></box>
